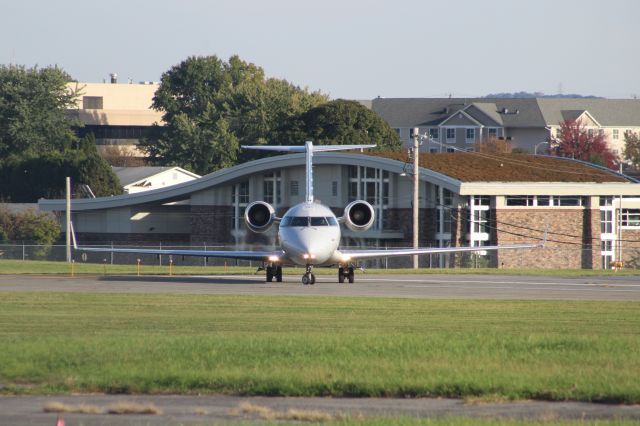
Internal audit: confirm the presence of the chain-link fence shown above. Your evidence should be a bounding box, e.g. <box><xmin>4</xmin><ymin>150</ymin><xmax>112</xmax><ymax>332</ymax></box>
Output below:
<box><xmin>1</xmin><ymin>242</ymin><xmax>633</xmax><ymax>270</ymax></box>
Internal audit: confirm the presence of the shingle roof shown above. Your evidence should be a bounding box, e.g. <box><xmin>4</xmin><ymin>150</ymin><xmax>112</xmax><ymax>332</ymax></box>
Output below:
<box><xmin>371</xmin><ymin>97</ymin><xmax>640</xmax><ymax>128</ymax></box>
<box><xmin>365</xmin><ymin>152</ymin><xmax>629</xmax><ymax>183</ymax></box>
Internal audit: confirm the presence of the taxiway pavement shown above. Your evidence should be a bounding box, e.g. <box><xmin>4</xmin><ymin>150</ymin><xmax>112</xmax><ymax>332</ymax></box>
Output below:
<box><xmin>0</xmin><ymin>273</ymin><xmax>639</xmax><ymax>300</ymax></box>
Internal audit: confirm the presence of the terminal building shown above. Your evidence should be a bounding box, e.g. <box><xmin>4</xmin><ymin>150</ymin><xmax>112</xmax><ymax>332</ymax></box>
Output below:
<box><xmin>40</xmin><ymin>152</ymin><xmax>640</xmax><ymax>270</ymax></box>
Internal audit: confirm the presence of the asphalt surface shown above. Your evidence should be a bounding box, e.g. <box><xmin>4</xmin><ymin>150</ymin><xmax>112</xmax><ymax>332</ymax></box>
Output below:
<box><xmin>1</xmin><ymin>394</ymin><xmax>639</xmax><ymax>425</ymax></box>
<box><xmin>0</xmin><ymin>272</ymin><xmax>639</xmax><ymax>300</ymax></box>
<box><xmin>1</xmin><ymin>272</ymin><xmax>639</xmax><ymax>424</ymax></box>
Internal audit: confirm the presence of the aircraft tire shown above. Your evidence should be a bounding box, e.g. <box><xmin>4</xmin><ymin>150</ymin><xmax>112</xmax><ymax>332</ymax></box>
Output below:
<box><xmin>302</xmin><ymin>274</ymin><xmax>310</xmax><ymax>285</ymax></box>
<box><xmin>276</xmin><ymin>266</ymin><xmax>283</xmax><ymax>282</ymax></box>
<box><xmin>310</xmin><ymin>274</ymin><xmax>316</xmax><ymax>285</ymax></box>
<box><xmin>338</xmin><ymin>267</ymin><xmax>345</xmax><ymax>283</ymax></box>
<box><xmin>348</xmin><ymin>267</ymin><xmax>355</xmax><ymax>284</ymax></box>
<box><xmin>266</xmin><ymin>266</ymin><xmax>274</xmax><ymax>282</ymax></box>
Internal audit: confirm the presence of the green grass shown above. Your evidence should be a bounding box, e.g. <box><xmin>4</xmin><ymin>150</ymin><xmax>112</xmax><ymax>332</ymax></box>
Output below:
<box><xmin>252</xmin><ymin>420</ymin><xmax>640</xmax><ymax>426</ymax></box>
<box><xmin>0</xmin><ymin>259</ymin><xmax>639</xmax><ymax>276</ymax></box>
<box><xmin>0</xmin><ymin>293</ymin><xmax>638</xmax><ymax>403</ymax></box>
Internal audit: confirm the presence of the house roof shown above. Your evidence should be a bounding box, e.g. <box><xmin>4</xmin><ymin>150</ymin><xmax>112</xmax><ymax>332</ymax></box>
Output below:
<box><xmin>371</xmin><ymin>97</ymin><xmax>640</xmax><ymax>128</ymax></box>
<box><xmin>112</xmin><ymin>166</ymin><xmax>199</xmax><ymax>187</ymax></box>
<box><xmin>366</xmin><ymin>152</ymin><xmax>629</xmax><ymax>183</ymax></box>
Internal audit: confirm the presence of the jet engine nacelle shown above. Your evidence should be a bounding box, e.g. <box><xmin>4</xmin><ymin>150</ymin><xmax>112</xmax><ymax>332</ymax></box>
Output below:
<box><xmin>244</xmin><ymin>201</ymin><xmax>276</xmax><ymax>233</ymax></box>
<box><xmin>342</xmin><ymin>200</ymin><xmax>375</xmax><ymax>232</ymax></box>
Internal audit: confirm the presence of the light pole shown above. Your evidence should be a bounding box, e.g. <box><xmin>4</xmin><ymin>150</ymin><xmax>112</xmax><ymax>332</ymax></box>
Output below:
<box><xmin>534</xmin><ymin>141</ymin><xmax>549</xmax><ymax>155</ymax></box>
<box><xmin>411</xmin><ymin>128</ymin><xmax>420</xmax><ymax>269</ymax></box>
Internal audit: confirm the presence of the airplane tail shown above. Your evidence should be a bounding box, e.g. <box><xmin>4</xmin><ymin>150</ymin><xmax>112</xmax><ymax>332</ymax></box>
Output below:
<box><xmin>242</xmin><ymin>142</ymin><xmax>376</xmax><ymax>203</ymax></box>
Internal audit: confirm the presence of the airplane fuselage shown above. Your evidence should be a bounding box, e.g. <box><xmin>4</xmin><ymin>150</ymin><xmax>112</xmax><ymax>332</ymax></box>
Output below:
<box><xmin>278</xmin><ymin>202</ymin><xmax>342</xmax><ymax>266</ymax></box>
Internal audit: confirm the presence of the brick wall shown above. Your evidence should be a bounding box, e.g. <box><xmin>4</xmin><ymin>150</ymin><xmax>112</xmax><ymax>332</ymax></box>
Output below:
<box><xmin>495</xmin><ymin>209</ymin><xmax>597</xmax><ymax>269</ymax></box>
<box><xmin>621</xmin><ymin>229</ymin><xmax>640</xmax><ymax>269</ymax></box>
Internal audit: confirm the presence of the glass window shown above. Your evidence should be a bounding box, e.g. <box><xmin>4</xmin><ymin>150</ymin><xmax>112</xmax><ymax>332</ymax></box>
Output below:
<box><xmin>613</xmin><ymin>129</ymin><xmax>619</xmax><ymax>140</ymax></box>
<box><xmin>599</xmin><ymin>196</ymin><xmax>613</xmax><ymax>206</ymax></box>
<box><xmin>488</xmin><ymin>128</ymin><xmax>498</xmax><ymax>137</ymax></box>
<box><xmin>290</xmin><ymin>217</ymin><xmax>309</xmax><ymax>227</ymax></box>
<box><xmin>621</xmin><ymin>209</ymin><xmax>640</xmax><ymax>227</ymax></box>
<box><xmin>602</xmin><ymin>254</ymin><xmax>613</xmax><ymax>269</ymax></box>
<box><xmin>473</xmin><ymin>210</ymin><xmax>491</xmax><ymax>233</ymax></box>
<box><xmin>601</xmin><ymin>240</ymin><xmax>613</xmax><ymax>251</ymax></box>
<box><xmin>553</xmin><ymin>196</ymin><xmax>582</xmax><ymax>206</ymax></box>
<box><xmin>446</xmin><ymin>148</ymin><xmax>455</xmax><ymax>153</ymax></box>
<box><xmin>290</xmin><ymin>181</ymin><xmax>299</xmax><ymax>196</ymax></box>
<box><xmin>506</xmin><ymin>196</ymin><xmax>534</xmax><ymax>206</ymax></box>
<box><xmin>429</xmin><ymin>128</ymin><xmax>439</xmax><ymax>139</ymax></box>
<box><xmin>310</xmin><ymin>217</ymin><xmax>329</xmax><ymax>226</ymax></box>
<box><xmin>600</xmin><ymin>210</ymin><xmax>613</xmax><ymax>233</ymax></box>
<box><xmin>536</xmin><ymin>196</ymin><xmax>550</xmax><ymax>206</ymax></box>
<box><xmin>326</xmin><ymin>217</ymin><xmax>338</xmax><ymax>226</ymax></box>
<box><xmin>466</xmin><ymin>128</ymin><xmax>475</xmax><ymax>140</ymax></box>
<box><xmin>446</xmin><ymin>128</ymin><xmax>456</xmax><ymax>140</ymax></box>
<box><xmin>473</xmin><ymin>196</ymin><xmax>490</xmax><ymax>206</ymax></box>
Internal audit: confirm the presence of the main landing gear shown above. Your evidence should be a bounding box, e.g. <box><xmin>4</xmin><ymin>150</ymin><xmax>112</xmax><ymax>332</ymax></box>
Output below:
<box><xmin>265</xmin><ymin>264</ymin><xmax>283</xmax><ymax>283</ymax></box>
<box><xmin>338</xmin><ymin>265</ymin><xmax>355</xmax><ymax>284</ymax></box>
<box><xmin>302</xmin><ymin>264</ymin><xmax>316</xmax><ymax>285</ymax></box>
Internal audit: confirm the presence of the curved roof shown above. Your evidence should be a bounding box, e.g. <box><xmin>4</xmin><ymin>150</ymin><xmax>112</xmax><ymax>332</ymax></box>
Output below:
<box><xmin>40</xmin><ymin>153</ymin><xmax>456</xmax><ymax>211</ymax></box>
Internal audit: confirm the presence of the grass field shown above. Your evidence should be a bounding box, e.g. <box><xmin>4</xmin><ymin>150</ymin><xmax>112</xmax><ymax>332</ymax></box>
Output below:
<box><xmin>0</xmin><ymin>292</ymin><xmax>638</xmax><ymax>403</ymax></box>
<box><xmin>1</xmin><ymin>259</ymin><xmax>639</xmax><ymax>276</ymax></box>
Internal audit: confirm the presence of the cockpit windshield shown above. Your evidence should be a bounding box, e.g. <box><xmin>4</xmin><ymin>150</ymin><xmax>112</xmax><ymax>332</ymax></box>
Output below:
<box><xmin>281</xmin><ymin>216</ymin><xmax>338</xmax><ymax>227</ymax></box>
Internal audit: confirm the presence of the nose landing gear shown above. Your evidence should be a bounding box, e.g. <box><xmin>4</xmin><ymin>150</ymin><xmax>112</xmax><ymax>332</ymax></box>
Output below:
<box><xmin>302</xmin><ymin>264</ymin><xmax>316</xmax><ymax>285</ymax></box>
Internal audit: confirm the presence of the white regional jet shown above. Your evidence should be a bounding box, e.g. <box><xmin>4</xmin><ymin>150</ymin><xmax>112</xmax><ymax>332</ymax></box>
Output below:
<box><xmin>72</xmin><ymin>142</ymin><xmax>543</xmax><ymax>284</ymax></box>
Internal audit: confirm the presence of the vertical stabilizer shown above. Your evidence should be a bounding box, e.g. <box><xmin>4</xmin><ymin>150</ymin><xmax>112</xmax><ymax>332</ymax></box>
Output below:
<box><xmin>241</xmin><ymin>142</ymin><xmax>377</xmax><ymax>205</ymax></box>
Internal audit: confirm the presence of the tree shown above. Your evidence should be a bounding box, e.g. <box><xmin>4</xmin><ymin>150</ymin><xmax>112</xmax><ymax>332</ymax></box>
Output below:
<box><xmin>474</xmin><ymin>136</ymin><xmax>512</xmax><ymax>154</ymax></box>
<box><xmin>0</xmin><ymin>136</ymin><xmax>122</xmax><ymax>202</ymax></box>
<box><xmin>624</xmin><ymin>130</ymin><xmax>640</xmax><ymax>168</ymax></box>
<box><xmin>0</xmin><ymin>65</ymin><xmax>80</xmax><ymax>158</ymax></box>
<box><xmin>550</xmin><ymin>119</ymin><xmax>617</xmax><ymax>169</ymax></box>
<box><xmin>0</xmin><ymin>65</ymin><xmax>121</xmax><ymax>202</ymax></box>
<box><xmin>0</xmin><ymin>206</ymin><xmax>60</xmax><ymax>245</ymax></box>
<box><xmin>273</xmin><ymin>99</ymin><xmax>402</xmax><ymax>151</ymax></box>
<box><xmin>140</xmin><ymin>55</ymin><xmax>328</xmax><ymax>175</ymax></box>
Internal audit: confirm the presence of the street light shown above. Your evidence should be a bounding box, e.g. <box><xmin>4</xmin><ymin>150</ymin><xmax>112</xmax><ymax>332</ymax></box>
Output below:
<box><xmin>534</xmin><ymin>141</ymin><xmax>549</xmax><ymax>155</ymax></box>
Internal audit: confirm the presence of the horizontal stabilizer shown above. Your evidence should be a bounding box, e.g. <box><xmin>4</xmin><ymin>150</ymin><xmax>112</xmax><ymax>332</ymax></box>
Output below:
<box><xmin>241</xmin><ymin>144</ymin><xmax>376</xmax><ymax>153</ymax></box>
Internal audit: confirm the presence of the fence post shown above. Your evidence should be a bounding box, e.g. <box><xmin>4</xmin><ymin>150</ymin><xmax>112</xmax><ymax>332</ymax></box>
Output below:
<box><xmin>22</xmin><ymin>241</ymin><xmax>25</xmax><ymax>260</ymax></box>
<box><xmin>204</xmin><ymin>242</ymin><xmax>207</xmax><ymax>267</ymax></box>
<box><xmin>159</xmin><ymin>241</ymin><xmax>162</xmax><ymax>266</ymax></box>
<box><xmin>110</xmin><ymin>241</ymin><xmax>114</xmax><ymax>265</ymax></box>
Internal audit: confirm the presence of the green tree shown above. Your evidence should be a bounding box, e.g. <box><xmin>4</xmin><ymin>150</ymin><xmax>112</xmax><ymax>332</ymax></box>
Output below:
<box><xmin>0</xmin><ymin>65</ymin><xmax>80</xmax><ymax>157</ymax></box>
<box><xmin>140</xmin><ymin>55</ymin><xmax>327</xmax><ymax>174</ymax></box>
<box><xmin>0</xmin><ymin>206</ymin><xmax>60</xmax><ymax>245</ymax></box>
<box><xmin>623</xmin><ymin>130</ymin><xmax>640</xmax><ymax>168</ymax></box>
<box><xmin>274</xmin><ymin>99</ymin><xmax>402</xmax><ymax>151</ymax></box>
<box><xmin>0</xmin><ymin>65</ymin><xmax>121</xmax><ymax>202</ymax></box>
<box><xmin>0</xmin><ymin>136</ymin><xmax>122</xmax><ymax>202</ymax></box>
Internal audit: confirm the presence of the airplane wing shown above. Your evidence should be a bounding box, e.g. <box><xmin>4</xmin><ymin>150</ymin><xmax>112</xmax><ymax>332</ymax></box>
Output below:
<box><xmin>73</xmin><ymin>246</ymin><xmax>284</xmax><ymax>262</ymax></box>
<box><xmin>338</xmin><ymin>242</ymin><xmax>543</xmax><ymax>261</ymax></box>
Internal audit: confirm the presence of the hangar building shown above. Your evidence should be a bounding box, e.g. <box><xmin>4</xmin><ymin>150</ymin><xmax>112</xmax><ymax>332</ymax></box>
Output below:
<box><xmin>39</xmin><ymin>152</ymin><xmax>640</xmax><ymax>269</ymax></box>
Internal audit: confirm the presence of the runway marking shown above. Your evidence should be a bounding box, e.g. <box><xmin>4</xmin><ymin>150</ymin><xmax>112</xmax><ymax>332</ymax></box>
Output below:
<box><xmin>402</xmin><ymin>285</ymin><xmax>637</xmax><ymax>292</ymax></box>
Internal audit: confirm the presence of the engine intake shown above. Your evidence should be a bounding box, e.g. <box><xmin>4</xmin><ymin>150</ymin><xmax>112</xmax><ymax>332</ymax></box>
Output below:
<box><xmin>342</xmin><ymin>200</ymin><xmax>375</xmax><ymax>232</ymax></box>
<box><xmin>244</xmin><ymin>201</ymin><xmax>276</xmax><ymax>233</ymax></box>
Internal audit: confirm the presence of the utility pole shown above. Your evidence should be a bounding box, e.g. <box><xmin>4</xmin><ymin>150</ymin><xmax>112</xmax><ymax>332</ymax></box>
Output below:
<box><xmin>412</xmin><ymin>127</ymin><xmax>420</xmax><ymax>269</ymax></box>
<box><xmin>66</xmin><ymin>177</ymin><xmax>71</xmax><ymax>263</ymax></box>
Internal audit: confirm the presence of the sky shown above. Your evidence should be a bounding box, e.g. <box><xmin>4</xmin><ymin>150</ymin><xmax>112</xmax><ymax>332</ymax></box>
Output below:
<box><xmin>2</xmin><ymin>0</ymin><xmax>638</xmax><ymax>99</ymax></box>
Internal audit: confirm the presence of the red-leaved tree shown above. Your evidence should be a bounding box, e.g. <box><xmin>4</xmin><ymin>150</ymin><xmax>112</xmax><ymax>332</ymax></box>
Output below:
<box><xmin>551</xmin><ymin>119</ymin><xmax>618</xmax><ymax>169</ymax></box>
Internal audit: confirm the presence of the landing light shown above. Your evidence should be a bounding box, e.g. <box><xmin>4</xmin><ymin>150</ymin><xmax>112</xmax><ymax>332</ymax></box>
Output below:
<box><xmin>342</xmin><ymin>255</ymin><xmax>352</xmax><ymax>262</ymax></box>
<box><xmin>268</xmin><ymin>255</ymin><xmax>279</xmax><ymax>262</ymax></box>
<box><xmin>302</xmin><ymin>253</ymin><xmax>316</xmax><ymax>260</ymax></box>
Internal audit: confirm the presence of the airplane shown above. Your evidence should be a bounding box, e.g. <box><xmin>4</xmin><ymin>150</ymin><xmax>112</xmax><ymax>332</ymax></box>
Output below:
<box><xmin>71</xmin><ymin>142</ymin><xmax>544</xmax><ymax>284</ymax></box>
